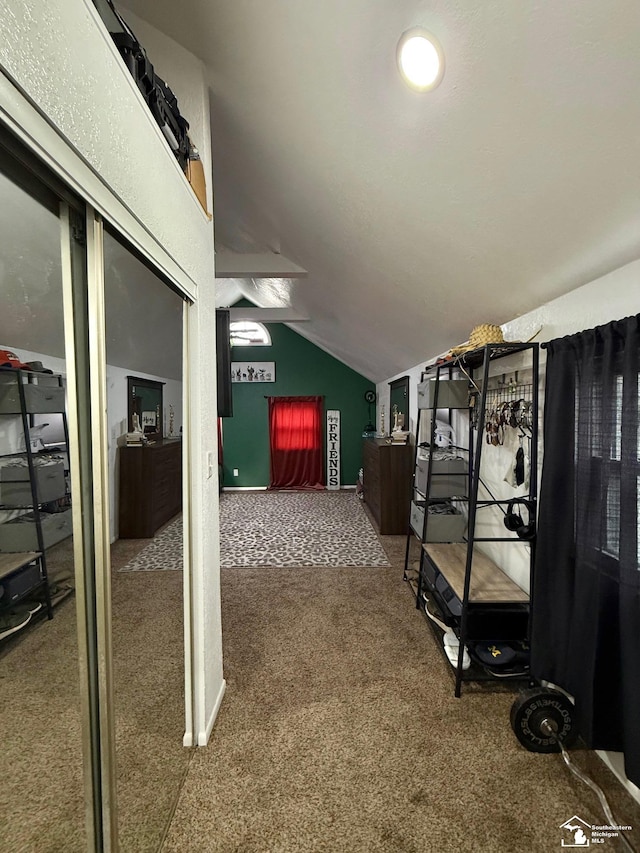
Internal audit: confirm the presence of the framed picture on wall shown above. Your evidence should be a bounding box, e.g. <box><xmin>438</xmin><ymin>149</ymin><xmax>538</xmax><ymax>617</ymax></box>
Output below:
<box><xmin>231</xmin><ymin>362</ymin><xmax>275</xmax><ymax>383</ymax></box>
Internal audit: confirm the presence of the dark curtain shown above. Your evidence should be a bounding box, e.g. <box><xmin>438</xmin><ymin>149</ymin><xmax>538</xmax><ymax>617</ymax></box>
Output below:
<box><xmin>268</xmin><ymin>396</ymin><xmax>325</xmax><ymax>490</ymax></box>
<box><xmin>531</xmin><ymin>314</ymin><xmax>640</xmax><ymax>785</ymax></box>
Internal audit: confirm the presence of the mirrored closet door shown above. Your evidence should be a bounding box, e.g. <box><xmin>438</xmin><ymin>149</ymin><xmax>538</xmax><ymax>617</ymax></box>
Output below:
<box><xmin>103</xmin><ymin>227</ymin><xmax>189</xmax><ymax>852</ymax></box>
<box><xmin>0</xmin><ymin>136</ymin><xmax>92</xmax><ymax>852</ymax></box>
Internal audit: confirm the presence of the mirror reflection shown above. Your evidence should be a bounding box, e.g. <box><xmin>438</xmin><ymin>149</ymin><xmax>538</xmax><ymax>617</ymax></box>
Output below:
<box><xmin>103</xmin><ymin>228</ymin><xmax>188</xmax><ymax>852</ymax></box>
<box><xmin>0</xmin><ymin>168</ymin><xmax>86</xmax><ymax>850</ymax></box>
<box><xmin>127</xmin><ymin>375</ymin><xmax>164</xmax><ymax>440</ymax></box>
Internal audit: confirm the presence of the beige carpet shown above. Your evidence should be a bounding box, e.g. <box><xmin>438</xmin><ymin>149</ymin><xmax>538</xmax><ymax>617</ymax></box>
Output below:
<box><xmin>3</xmin><ymin>508</ymin><xmax>640</xmax><ymax>852</ymax></box>
<box><xmin>110</xmin><ymin>535</ymin><xmax>191</xmax><ymax>853</ymax></box>
<box><xmin>0</xmin><ymin>572</ymin><xmax>85</xmax><ymax>853</ymax></box>
<box><xmin>0</xmin><ymin>528</ymin><xmax>190</xmax><ymax>853</ymax></box>
<box><xmin>162</xmin><ymin>526</ymin><xmax>640</xmax><ymax>853</ymax></box>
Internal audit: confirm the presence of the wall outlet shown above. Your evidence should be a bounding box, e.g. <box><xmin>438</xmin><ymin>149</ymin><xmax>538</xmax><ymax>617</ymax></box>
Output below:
<box><xmin>233</xmin><ymin>468</ymin><xmax>239</xmax><ymax>477</ymax></box>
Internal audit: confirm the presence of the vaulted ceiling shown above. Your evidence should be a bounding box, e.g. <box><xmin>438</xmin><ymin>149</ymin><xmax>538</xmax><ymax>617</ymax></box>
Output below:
<box><xmin>123</xmin><ymin>0</ymin><xmax>640</xmax><ymax>381</ymax></box>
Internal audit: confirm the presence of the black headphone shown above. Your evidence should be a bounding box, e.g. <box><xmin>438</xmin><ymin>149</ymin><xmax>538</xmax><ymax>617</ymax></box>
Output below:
<box><xmin>503</xmin><ymin>498</ymin><xmax>536</xmax><ymax>540</ymax></box>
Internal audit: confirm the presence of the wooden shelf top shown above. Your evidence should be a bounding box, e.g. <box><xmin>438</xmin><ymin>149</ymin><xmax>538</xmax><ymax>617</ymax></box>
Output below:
<box><xmin>423</xmin><ymin>542</ymin><xmax>528</xmax><ymax>603</ymax></box>
<box><xmin>0</xmin><ymin>551</ymin><xmax>41</xmax><ymax>581</ymax></box>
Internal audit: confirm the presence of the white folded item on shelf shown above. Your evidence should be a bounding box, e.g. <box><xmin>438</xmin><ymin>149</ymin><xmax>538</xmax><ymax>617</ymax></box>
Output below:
<box><xmin>442</xmin><ymin>630</ymin><xmax>471</xmax><ymax>670</ymax></box>
<box><xmin>0</xmin><ymin>454</ymin><xmax>64</xmax><ymax>469</ymax></box>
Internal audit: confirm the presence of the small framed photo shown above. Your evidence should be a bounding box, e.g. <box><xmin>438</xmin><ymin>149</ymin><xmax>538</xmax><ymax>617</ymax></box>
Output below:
<box><xmin>231</xmin><ymin>362</ymin><xmax>275</xmax><ymax>383</ymax></box>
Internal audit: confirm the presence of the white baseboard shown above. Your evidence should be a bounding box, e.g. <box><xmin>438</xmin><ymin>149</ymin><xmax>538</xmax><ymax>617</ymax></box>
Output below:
<box><xmin>197</xmin><ymin>679</ymin><xmax>226</xmax><ymax>746</ymax></box>
<box><xmin>223</xmin><ymin>485</ymin><xmax>356</xmax><ymax>491</ymax></box>
<box><xmin>223</xmin><ymin>486</ymin><xmax>268</xmax><ymax>491</ymax></box>
<box><xmin>597</xmin><ymin>750</ymin><xmax>640</xmax><ymax>804</ymax></box>
<box><xmin>182</xmin><ymin>731</ymin><xmax>193</xmax><ymax>747</ymax></box>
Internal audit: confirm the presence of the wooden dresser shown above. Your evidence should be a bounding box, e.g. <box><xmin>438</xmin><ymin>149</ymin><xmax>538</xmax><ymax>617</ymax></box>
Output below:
<box><xmin>118</xmin><ymin>440</ymin><xmax>182</xmax><ymax>539</ymax></box>
<box><xmin>362</xmin><ymin>438</ymin><xmax>413</xmax><ymax>535</ymax></box>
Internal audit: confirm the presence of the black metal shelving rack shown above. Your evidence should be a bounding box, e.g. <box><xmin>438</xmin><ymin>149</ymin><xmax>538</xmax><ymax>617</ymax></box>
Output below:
<box><xmin>0</xmin><ymin>367</ymin><xmax>71</xmax><ymax>633</ymax></box>
<box><xmin>403</xmin><ymin>342</ymin><xmax>540</xmax><ymax>696</ymax></box>
<box><xmin>402</xmin><ymin>360</ymin><xmax>466</xmax><ymax>587</ymax></box>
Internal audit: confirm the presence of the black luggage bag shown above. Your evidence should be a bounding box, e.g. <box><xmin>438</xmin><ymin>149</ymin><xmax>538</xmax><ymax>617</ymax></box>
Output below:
<box><xmin>92</xmin><ymin>0</ymin><xmax>190</xmax><ymax>170</ymax></box>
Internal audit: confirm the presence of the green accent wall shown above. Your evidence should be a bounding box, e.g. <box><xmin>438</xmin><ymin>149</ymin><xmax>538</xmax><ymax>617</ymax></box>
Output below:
<box><xmin>222</xmin><ymin>322</ymin><xmax>374</xmax><ymax>487</ymax></box>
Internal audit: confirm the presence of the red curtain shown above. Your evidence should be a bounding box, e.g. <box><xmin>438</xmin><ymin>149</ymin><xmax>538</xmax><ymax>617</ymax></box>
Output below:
<box><xmin>268</xmin><ymin>396</ymin><xmax>324</xmax><ymax>490</ymax></box>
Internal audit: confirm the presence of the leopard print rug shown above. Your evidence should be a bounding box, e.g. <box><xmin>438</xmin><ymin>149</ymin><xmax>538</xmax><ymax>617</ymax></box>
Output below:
<box><xmin>220</xmin><ymin>491</ymin><xmax>390</xmax><ymax>567</ymax></box>
<box><xmin>119</xmin><ymin>491</ymin><xmax>390</xmax><ymax>571</ymax></box>
<box><xmin>118</xmin><ymin>516</ymin><xmax>183</xmax><ymax>572</ymax></box>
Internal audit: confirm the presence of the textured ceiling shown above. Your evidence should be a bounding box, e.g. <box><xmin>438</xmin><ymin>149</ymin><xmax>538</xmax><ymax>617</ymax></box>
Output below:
<box><xmin>126</xmin><ymin>1</ymin><xmax>640</xmax><ymax>380</ymax></box>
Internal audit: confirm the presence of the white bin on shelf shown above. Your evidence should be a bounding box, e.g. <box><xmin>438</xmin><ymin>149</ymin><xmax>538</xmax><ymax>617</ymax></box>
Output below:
<box><xmin>416</xmin><ymin>456</ymin><xmax>468</xmax><ymax>498</ymax></box>
<box><xmin>0</xmin><ymin>509</ymin><xmax>72</xmax><ymax>552</ymax></box>
<box><xmin>0</xmin><ymin>382</ymin><xmax>65</xmax><ymax>415</ymax></box>
<box><xmin>410</xmin><ymin>500</ymin><xmax>465</xmax><ymax>542</ymax></box>
<box><xmin>0</xmin><ymin>462</ymin><xmax>65</xmax><ymax>506</ymax></box>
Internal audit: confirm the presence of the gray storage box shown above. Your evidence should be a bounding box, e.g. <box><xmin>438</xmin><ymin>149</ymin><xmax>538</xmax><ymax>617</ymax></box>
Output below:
<box><xmin>0</xmin><ymin>462</ymin><xmax>65</xmax><ymax>506</ymax></box>
<box><xmin>416</xmin><ymin>456</ymin><xmax>468</xmax><ymax>498</ymax></box>
<box><xmin>0</xmin><ymin>560</ymin><xmax>42</xmax><ymax>605</ymax></box>
<box><xmin>410</xmin><ymin>500</ymin><xmax>465</xmax><ymax>542</ymax></box>
<box><xmin>0</xmin><ymin>382</ymin><xmax>64</xmax><ymax>414</ymax></box>
<box><xmin>0</xmin><ymin>509</ymin><xmax>72</xmax><ymax>552</ymax></box>
<box><xmin>418</xmin><ymin>379</ymin><xmax>469</xmax><ymax>409</ymax></box>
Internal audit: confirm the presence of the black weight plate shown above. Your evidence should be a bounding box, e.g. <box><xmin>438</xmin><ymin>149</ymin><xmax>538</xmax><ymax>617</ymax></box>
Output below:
<box><xmin>364</xmin><ymin>390</ymin><xmax>376</xmax><ymax>403</ymax></box>
<box><xmin>510</xmin><ymin>688</ymin><xmax>579</xmax><ymax>753</ymax></box>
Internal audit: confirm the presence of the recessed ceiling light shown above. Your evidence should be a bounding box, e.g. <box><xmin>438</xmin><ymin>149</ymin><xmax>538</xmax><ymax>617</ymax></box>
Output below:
<box><xmin>397</xmin><ymin>28</ymin><xmax>445</xmax><ymax>92</ymax></box>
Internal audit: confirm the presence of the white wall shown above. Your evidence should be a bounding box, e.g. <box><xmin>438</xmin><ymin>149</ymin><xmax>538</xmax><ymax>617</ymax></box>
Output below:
<box><xmin>0</xmin><ymin>0</ymin><xmax>223</xmax><ymax>748</ymax></box>
<box><xmin>186</xmin><ymin>290</ymin><xmax>225</xmax><ymax>744</ymax></box>
<box><xmin>379</xmin><ymin>258</ymin><xmax>640</xmax><ymax>802</ymax></box>
<box><xmin>500</xmin><ymin>259</ymin><xmax>640</xmax><ymax>344</ymax></box>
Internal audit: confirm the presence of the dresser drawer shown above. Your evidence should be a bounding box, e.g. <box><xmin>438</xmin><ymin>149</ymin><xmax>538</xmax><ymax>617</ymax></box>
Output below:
<box><xmin>364</xmin><ymin>464</ymin><xmax>380</xmax><ymax>490</ymax></box>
